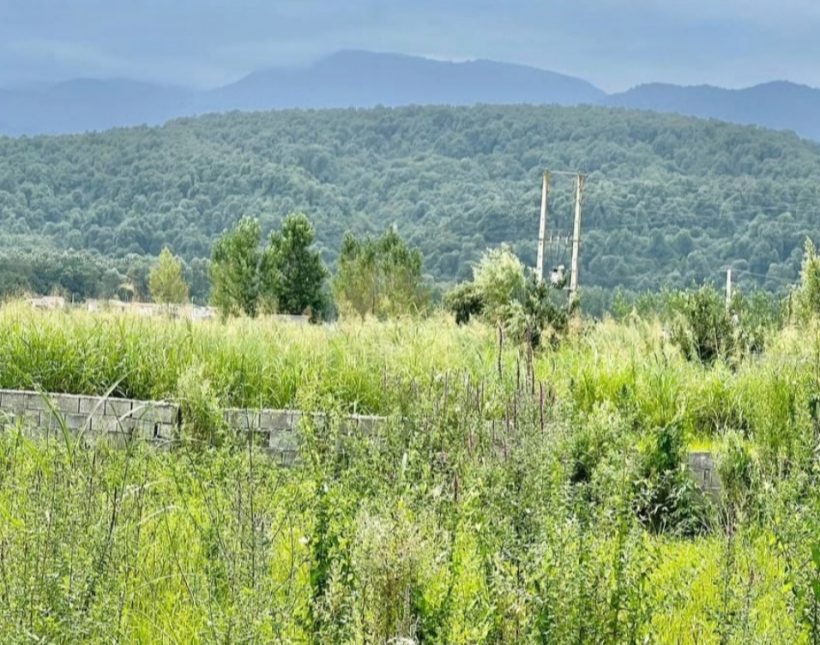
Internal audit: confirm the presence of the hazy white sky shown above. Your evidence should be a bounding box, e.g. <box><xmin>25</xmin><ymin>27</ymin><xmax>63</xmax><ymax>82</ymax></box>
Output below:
<box><xmin>1</xmin><ymin>0</ymin><xmax>818</xmax><ymax>91</ymax></box>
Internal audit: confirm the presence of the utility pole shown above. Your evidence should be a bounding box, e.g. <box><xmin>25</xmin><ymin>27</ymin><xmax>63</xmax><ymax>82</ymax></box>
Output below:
<box><xmin>568</xmin><ymin>173</ymin><xmax>585</xmax><ymax>303</ymax></box>
<box><xmin>536</xmin><ymin>171</ymin><xmax>550</xmax><ymax>283</ymax></box>
<box><xmin>725</xmin><ymin>268</ymin><xmax>732</xmax><ymax>311</ymax></box>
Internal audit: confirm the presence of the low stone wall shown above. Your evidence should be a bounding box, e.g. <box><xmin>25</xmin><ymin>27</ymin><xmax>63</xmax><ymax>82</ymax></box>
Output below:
<box><xmin>0</xmin><ymin>388</ymin><xmax>383</xmax><ymax>463</ymax></box>
<box><xmin>0</xmin><ymin>389</ymin><xmax>722</xmax><ymax>494</ymax></box>
<box><xmin>0</xmin><ymin>388</ymin><xmax>179</xmax><ymax>438</ymax></box>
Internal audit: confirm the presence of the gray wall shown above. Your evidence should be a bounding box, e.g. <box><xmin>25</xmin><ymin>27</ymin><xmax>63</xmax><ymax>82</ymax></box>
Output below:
<box><xmin>0</xmin><ymin>388</ymin><xmax>381</xmax><ymax>463</ymax></box>
<box><xmin>0</xmin><ymin>389</ymin><xmax>720</xmax><ymax>495</ymax></box>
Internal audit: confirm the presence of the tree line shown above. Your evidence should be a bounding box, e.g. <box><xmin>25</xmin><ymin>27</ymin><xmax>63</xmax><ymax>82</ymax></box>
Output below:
<box><xmin>146</xmin><ymin>213</ymin><xmax>431</xmax><ymax>322</ymax></box>
<box><xmin>2</xmin><ymin>103</ymin><xmax>820</xmax><ymax>302</ymax></box>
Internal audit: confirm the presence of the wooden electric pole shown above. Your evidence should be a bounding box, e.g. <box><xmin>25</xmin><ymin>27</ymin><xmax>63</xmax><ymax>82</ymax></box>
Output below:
<box><xmin>568</xmin><ymin>173</ymin><xmax>585</xmax><ymax>303</ymax></box>
<box><xmin>536</xmin><ymin>171</ymin><xmax>551</xmax><ymax>283</ymax></box>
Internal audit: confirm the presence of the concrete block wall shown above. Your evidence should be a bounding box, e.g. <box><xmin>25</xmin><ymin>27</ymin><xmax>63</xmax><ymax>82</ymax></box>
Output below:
<box><xmin>0</xmin><ymin>389</ymin><xmax>387</xmax><ymax>464</ymax></box>
<box><xmin>0</xmin><ymin>389</ymin><xmax>721</xmax><ymax>495</ymax></box>
<box><xmin>0</xmin><ymin>389</ymin><xmax>179</xmax><ymax>443</ymax></box>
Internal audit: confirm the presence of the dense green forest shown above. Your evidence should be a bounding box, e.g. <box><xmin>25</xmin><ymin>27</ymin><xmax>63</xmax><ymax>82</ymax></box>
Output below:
<box><xmin>1</xmin><ymin>104</ymin><xmax>819</xmax><ymax>303</ymax></box>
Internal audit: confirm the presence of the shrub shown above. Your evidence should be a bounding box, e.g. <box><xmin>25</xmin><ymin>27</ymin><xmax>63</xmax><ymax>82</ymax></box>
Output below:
<box><xmin>176</xmin><ymin>363</ymin><xmax>228</xmax><ymax>446</ymax></box>
<box><xmin>446</xmin><ymin>247</ymin><xmax>573</xmax><ymax>346</ymax></box>
<box><xmin>669</xmin><ymin>284</ymin><xmax>734</xmax><ymax>364</ymax></box>
<box><xmin>444</xmin><ymin>282</ymin><xmax>484</xmax><ymax>325</ymax></box>
<box><xmin>472</xmin><ymin>245</ymin><xmax>526</xmax><ymax>325</ymax></box>
<box><xmin>716</xmin><ymin>431</ymin><xmax>759</xmax><ymax>522</ymax></box>
<box><xmin>633</xmin><ymin>421</ymin><xmax>707</xmax><ymax>535</ymax></box>
<box><xmin>796</xmin><ymin>238</ymin><xmax>820</xmax><ymax>321</ymax></box>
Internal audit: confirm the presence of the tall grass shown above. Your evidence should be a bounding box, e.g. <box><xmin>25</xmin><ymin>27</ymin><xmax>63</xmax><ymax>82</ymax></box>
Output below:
<box><xmin>0</xmin><ymin>301</ymin><xmax>819</xmax><ymax>641</ymax></box>
<box><xmin>0</xmin><ymin>303</ymin><xmax>507</xmax><ymax>413</ymax></box>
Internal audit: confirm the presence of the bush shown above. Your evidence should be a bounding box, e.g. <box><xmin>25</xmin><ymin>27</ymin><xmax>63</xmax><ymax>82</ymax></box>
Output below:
<box><xmin>445</xmin><ymin>247</ymin><xmax>573</xmax><ymax>347</ymax></box>
<box><xmin>796</xmin><ymin>238</ymin><xmax>820</xmax><ymax>321</ymax></box>
<box><xmin>444</xmin><ymin>282</ymin><xmax>484</xmax><ymax>325</ymax></box>
<box><xmin>176</xmin><ymin>363</ymin><xmax>228</xmax><ymax>446</ymax></box>
<box><xmin>669</xmin><ymin>284</ymin><xmax>734</xmax><ymax>364</ymax></box>
<box><xmin>633</xmin><ymin>421</ymin><xmax>707</xmax><ymax>535</ymax></box>
<box><xmin>716</xmin><ymin>431</ymin><xmax>759</xmax><ymax>521</ymax></box>
<box><xmin>472</xmin><ymin>244</ymin><xmax>526</xmax><ymax>325</ymax></box>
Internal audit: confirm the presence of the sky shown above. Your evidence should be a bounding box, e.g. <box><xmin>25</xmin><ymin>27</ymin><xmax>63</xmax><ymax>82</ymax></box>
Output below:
<box><xmin>1</xmin><ymin>0</ymin><xmax>819</xmax><ymax>92</ymax></box>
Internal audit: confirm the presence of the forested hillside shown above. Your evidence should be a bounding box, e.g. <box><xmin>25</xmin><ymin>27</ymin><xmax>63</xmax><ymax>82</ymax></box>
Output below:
<box><xmin>1</xmin><ymin>104</ymin><xmax>819</xmax><ymax>301</ymax></box>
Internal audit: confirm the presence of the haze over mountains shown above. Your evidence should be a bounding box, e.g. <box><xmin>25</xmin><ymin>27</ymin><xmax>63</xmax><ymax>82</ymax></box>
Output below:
<box><xmin>1</xmin><ymin>50</ymin><xmax>819</xmax><ymax>140</ymax></box>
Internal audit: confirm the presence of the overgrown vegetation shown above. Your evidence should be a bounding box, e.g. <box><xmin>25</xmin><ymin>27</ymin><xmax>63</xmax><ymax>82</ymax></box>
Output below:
<box><xmin>0</xmin><ymin>293</ymin><xmax>819</xmax><ymax>641</ymax></box>
<box><xmin>0</xmin><ymin>244</ymin><xmax>819</xmax><ymax>641</ymax></box>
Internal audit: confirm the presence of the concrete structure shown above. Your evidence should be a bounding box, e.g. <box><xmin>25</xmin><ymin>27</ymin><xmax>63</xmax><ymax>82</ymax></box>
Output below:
<box><xmin>0</xmin><ymin>388</ymin><xmax>381</xmax><ymax>464</ymax></box>
<box><xmin>0</xmin><ymin>388</ymin><xmax>721</xmax><ymax>494</ymax></box>
<box><xmin>687</xmin><ymin>452</ymin><xmax>721</xmax><ymax>499</ymax></box>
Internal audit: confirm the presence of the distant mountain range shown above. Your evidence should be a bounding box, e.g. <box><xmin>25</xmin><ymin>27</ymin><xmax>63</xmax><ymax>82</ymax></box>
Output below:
<box><xmin>2</xmin><ymin>50</ymin><xmax>819</xmax><ymax>140</ymax></box>
<box><xmin>605</xmin><ymin>81</ymin><xmax>820</xmax><ymax>141</ymax></box>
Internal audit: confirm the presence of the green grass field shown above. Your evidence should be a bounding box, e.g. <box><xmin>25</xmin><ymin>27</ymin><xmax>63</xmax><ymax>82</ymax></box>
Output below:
<box><xmin>0</xmin><ymin>302</ymin><xmax>818</xmax><ymax>642</ymax></box>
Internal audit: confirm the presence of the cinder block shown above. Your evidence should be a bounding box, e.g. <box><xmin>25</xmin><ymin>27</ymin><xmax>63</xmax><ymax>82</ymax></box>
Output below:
<box><xmin>130</xmin><ymin>402</ymin><xmax>179</xmax><ymax>425</ymax></box>
<box><xmin>22</xmin><ymin>393</ymin><xmax>79</xmax><ymax>414</ymax></box>
<box><xmin>687</xmin><ymin>451</ymin><xmax>721</xmax><ymax>498</ymax></box>
<box><xmin>63</xmin><ymin>413</ymin><xmax>91</xmax><ymax>432</ymax></box>
<box><xmin>224</xmin><ymin>408</ymin><xmax>261</xmax><ymax>431</ymax></box>
<box><xmin>24</xmin><ymin>395</ymin><xmax>50</xmax><ymax>412</ymax></box>
<box><xmin>261</xmin><ymin>409</ymin><xmax>301</xmax><ymax>431</ymax></box>
<box><xmin>1</xmin><ymin>390</ymin><xmax>33</xmax><ymax>411</ymax></box>
<box><xmin>259</xmin><ymin>409</ymin><xmax>283</xmax><ymax>431</ymax></box>
<box><xmin>78</xmin><ymin>397</ymin><xmax>107</xmax><ymax>416</ymax></box>
<box><xmin>49</xmin><ymin>394</ymin><xmax>82</xmax><ymax>415</ymax></box>
<box><xmin>13</xmin><ymin>411</ymin><xmax>40</xmax><ymax>428</ymax></box>
<box><xmin>104</xmin><ymin>398</ymin><xmax>134</xmax><ymax>418</ymax></box>
<box><xmin>94</xmin><ymin>416</ymin><xmax>113</xmax><ymax>434</ymax></box>
<box><xmin>269</xmin><ymin>430</ymin><xmax>299</xmax><ymax>453</ymax></box>
<box><xmin>278</xmin><ymin>449</ymin><xmax>299</xmax><ymax>466</ymax></box>
<box><xmin>154</xmin><ymin>422</ymin><xmax>176</xmax><ymax>441</ymax></box>
<box><xmin>131</xmin><ymin>420</ymin><xmax>157</xmax><ymax>441</ymax></box>
<box><xmin>290</xmin><ymin>410</ymin><xmax>302</xmax><ymax>430</ymax></box>
<box><xmin>351</xmin><ymin>414</ymin><xmax>384</xmax><ymax>435</ymax></box>
<box><xmin>240</xmin><ymin>430</ymin><xmax>270</xmax><ymax>447</ymax></box>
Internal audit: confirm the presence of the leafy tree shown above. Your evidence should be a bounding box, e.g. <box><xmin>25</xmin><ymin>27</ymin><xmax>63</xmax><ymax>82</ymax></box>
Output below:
<box><xmin>261</xmin><ymin>213</ymin><xmax>328</xmax><ymax>318</ymax></box>
<box><xmin>149</xmin><ymin>247</ymin><xmax>189</xmax><ymax>305</ymax></box>
<box><xmin>669</xmin><ymin>284</ymin><xmax>734</xmax><ymax>364</ymax></box>
<box><xmin>518</xmin><ymin>273</ymin><xmax>573</xmax><ymax>347</ymax></box>
<box><xmin>210</xmin><ymin>217</ymin><xmax>262</xmax><ymax>317</ymax></box>
<box><xmin>446</xmin><ymin>246</ymin><xmax>572</xmax><ymax>346</ymax></box>
<box><xmin>443</xmin><ymin>282</ymin><xmax>484</xmax><ymax>324</ymax></box>
<box><xmin>472</xmin><ymin>244</ymin><xmax>526</xmax><ymax>324</ymax></box>
<box><xmin>333</xmin><ymin>227</ymin><xmax>429</xmax><ymax>318</ymax></box>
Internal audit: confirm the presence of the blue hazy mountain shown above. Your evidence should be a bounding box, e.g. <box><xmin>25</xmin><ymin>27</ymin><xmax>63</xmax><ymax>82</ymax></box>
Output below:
<box><xmin>604</xmin><ymin>81</ymin><xmax>820</xmax><ymax>141</ymax></box>
<box><xmin>1</xmin><ymin>50</ymin><xmax>819</xmax><ymax>140</ymax></box>
<box><xmin>0</xmin><ymin>51</ymin><xmax>605</xmax><ymax>136</ymax></box>
<box><xmin>208</xmin><ymin>50</ymin><xmax>606</xmax><ymax>110</ymax></box>
<box><xmin>0</xmin><ymin>79</ymin><xmax>196</xmax><ymax>136</ymax></box>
